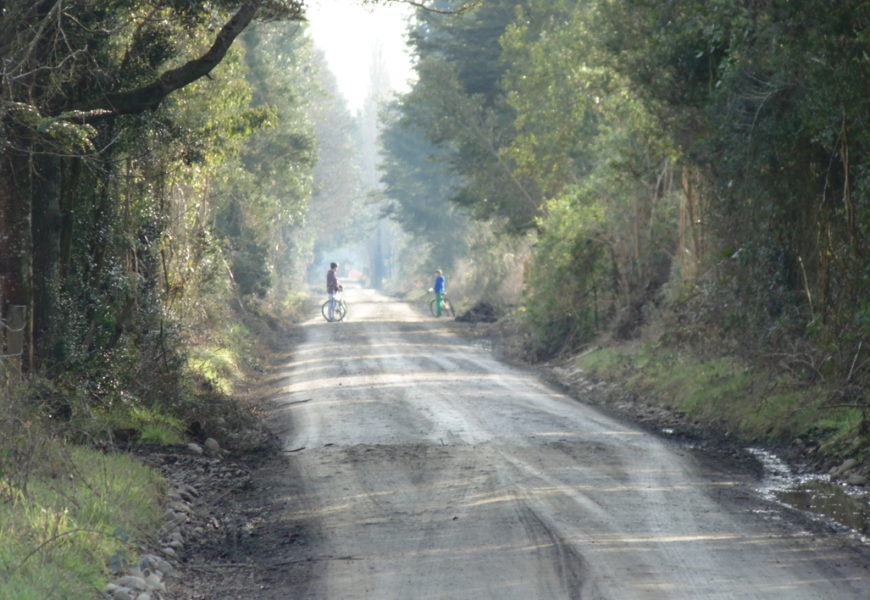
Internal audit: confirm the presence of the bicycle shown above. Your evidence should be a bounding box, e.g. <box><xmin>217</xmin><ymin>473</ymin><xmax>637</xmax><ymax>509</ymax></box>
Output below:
<box><xmin>428</xmin><ymin>288</ymin><xmax>455</xmax><ymax>318</ymax></box>
<box><xmin>321</xmin><ymin>290</ymin><xmax>348</xmax><ymax>322</ymax></box>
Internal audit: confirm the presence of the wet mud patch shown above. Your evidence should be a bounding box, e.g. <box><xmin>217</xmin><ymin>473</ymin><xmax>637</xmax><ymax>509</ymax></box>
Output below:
<box><xmin>777</xmin><ymin>480</ymin><xmax>870</xmax><ymax>538</ymax></box>
<box><xmin>750</xmin><ymin>448</ymin><xmax>870</xmax><ymax>541</ymax></box>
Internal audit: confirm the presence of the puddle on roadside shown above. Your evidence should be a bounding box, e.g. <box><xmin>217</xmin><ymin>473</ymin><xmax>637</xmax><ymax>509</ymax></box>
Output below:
<box><xmin>748</xmin><ymin>448</ymin><xmax>870</xmax><ymax>541</ymax></box>
<box><xmin>777</xmin><ymin>479</ymin><xmax>870</xmax><ymax>537</ymax></box>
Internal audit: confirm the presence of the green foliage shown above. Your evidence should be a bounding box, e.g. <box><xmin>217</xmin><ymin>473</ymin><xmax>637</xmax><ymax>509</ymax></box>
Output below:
<box><xmin>523</xmin><ymin>194</ymin><xmax>608</xmax><ymax>356</ymax></box>
<box><xmin>306</xmin><ymin>58</ymin><xmax>362</xmax><ymax>247</ymax></box>
<box><xmin>393</xmin><ymin>0</ymin><xmax>540</xmax><ymax>232</ymax></box>
<box><xmin>96</xmin><ymin>404</ymin><xmax>186</xmax><ymax>446</ymax></box>
<box><xmin>391</xmin><ymin>0</ymin><xmax>867</xmax><ymax>396</ymax></box>
<box><xmin>0</xmin><ymin>6</ymin><xmax>320</xmax><ymax>595</ymax></box>
<box><xmin>411</xmin><ymin>0</ymin><xmax>520</xmax><ymax>105</ymax></box>
<box><xmin>499</xmin><ymin>0</ymin><xmax>680</xmax><ymax>352</ymax></box>
<box><xmin>185</xmin><ymin>318</ymin><xmax>256</xmax><ymax>396</ymax></box>
<box><xmin>590</xmin><ymin>0</ymin><xmax>870</xmax><ymax>377</ymax></box>
<box><xmin>500</xmin><ymin>0</ymin><xmax>600</xmax><ymax>199</ymax></box>
<box><xmin>280</xmin><ymin>291</ymin><xmax>311</xmax><ymax>321</ymax></box>
<box><xmin>0</xmin><ymin>0</ymin><xmax>318</xmax><ymax>468</ymax></box>
<box><xmin>231</xmin><ymin>237</ymin><xmax>272</xmax><ymax>298</ymax></box>
<box><xmin>187</xmin><ymin>346</ymin><xmax>241</xmax><ymax>395</ymax></box>
<box><xmin>0</xmin><ymin>102</ymin><xmax>99</xmax><ymax>154</ymax></box>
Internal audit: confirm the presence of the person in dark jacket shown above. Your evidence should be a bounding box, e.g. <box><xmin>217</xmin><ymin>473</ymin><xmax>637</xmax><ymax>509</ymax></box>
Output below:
<box><xmin>326</xmin><ymin>262</ymin><xmax>342</xmax><ymax>321</ymax></box>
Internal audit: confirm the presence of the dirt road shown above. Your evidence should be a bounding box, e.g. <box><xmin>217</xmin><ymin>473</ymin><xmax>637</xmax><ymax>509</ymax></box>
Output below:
<box><xmin>181</xmin><ymin>288</ymin><xmax>870</xmax><ymax>599</ymax></box>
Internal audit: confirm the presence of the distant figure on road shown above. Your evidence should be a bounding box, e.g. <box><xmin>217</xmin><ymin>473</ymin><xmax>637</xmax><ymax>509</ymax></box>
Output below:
<box><xmin>433</xmin><ymin>269</ymin><xmax>446</xmax><ymax>317</ymax></box>
<box><xmin>326</xmin><ymin>262</ymin><xmax>342</xmax><ymax>321</ymax></box>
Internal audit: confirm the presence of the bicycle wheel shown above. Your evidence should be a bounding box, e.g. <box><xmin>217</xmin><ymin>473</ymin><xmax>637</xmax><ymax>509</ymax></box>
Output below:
<box><xmin>443</xmin><ymin>298</ymin><xmax>456</xmax><ymax>317</ymax></box>
<box><xmin>429</xmin><ymin>298</ymin><xmax>438</xmax><ymax>317</ymax></box>
<box><xmin>322</xmin><ymin>299</ymin><xmax>346</xmax><ymax>322</ymax></box>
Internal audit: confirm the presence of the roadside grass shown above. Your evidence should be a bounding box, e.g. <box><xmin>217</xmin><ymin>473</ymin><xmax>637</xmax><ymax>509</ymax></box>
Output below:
<box><xmin>186</xmin><ymin>317</ymin><xmax>263</xmax><ymax>395</ymax></box>
<box><xmin>97</xmin><ymin>404</ymin><xmax>186</xmax><ymax>446</ymax></box>
<box><xmin>127</xmin><ymin>405</ymin><xmax>186</xmax><ymax>445</ymax></box>
<box><xmin>574</xmin><ymin>342</ymin><xmax>865</xmax><ymax>458</ymax></box>
<box><xmin>0</xmin><ymin>437</ymin><xmax>164</xmax><ymax>599</ymax></box>
<box><xmin>187</xmin><ymin>345</ymin><xmax>242</xmax><ymax>395</ymax></box>
<box><xmin>0</xmin><ymin>299</ymin><xmax>297</xmax><ymax>599</ymax></box>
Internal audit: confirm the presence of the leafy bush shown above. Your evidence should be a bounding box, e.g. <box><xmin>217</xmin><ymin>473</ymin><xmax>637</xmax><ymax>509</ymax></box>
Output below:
<box><xmin>523</xmin><ymin>194</ymin><xmax>609</xmax><ymax>357</ymax></box>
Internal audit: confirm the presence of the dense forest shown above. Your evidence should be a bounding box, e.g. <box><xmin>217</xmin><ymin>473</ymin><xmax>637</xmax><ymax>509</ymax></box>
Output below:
<box><xmin>0</xmin><ymin>0</ymin><xmax>866</xmax><ymax>460</ymax></box>
<box><xmin>0</xmin><ymin>0</ymin><xmax>868</xmax><ymax>595</ymax></box>
<box><xmin>0</xmin><ymin>0</ymin><xmax>865</xmax><ymax>459</ymax></box>
<box><xmin>0</xmin><ymin>1</ymin><xmax>367</xmax><ymax>428</ymax></box>
<box><xmin>382</xmin><ymin>0</ymin><xmax>868</xmax><ymax>394</ymax></box>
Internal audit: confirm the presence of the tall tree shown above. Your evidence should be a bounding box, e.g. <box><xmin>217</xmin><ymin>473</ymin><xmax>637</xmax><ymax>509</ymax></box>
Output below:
<box><xmin>398</xmin><ymin>0</ymin><xmax>539</xmax><ymax>232</ymax></box>
<box><xmin>380</xmin><ymin>105</ymin><xmax>469</xmax><ymax>272</ymax></box>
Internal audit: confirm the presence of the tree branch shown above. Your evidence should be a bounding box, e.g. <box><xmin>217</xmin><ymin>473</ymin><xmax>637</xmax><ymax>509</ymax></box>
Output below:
<box><xmin>398</xmin><ymin>0</ymin><xmax>482</xmax><ymax>15</ymax></box>
<box><xmin>80</xmin><ymin>1</ymin><xmax>268</xmax><ymax>117</ymax></box>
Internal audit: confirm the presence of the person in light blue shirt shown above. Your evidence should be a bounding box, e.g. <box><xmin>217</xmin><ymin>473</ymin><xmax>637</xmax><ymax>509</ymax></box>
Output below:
<box><xmin>433</xmin><ymin>269</ymin><xmax>446</xmax><ymax>317</ymax></box>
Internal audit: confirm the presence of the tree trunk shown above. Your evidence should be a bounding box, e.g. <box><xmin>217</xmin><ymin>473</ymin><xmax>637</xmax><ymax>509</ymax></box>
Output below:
<box><xmin>31</xmin><ymin>152</ymin><xmax>62</xmax><ymax>367</ymax></box>
<box><xmin>58</xmin><ymin>157</ymin><xmax>81</xmax><ymax>281</ymax></box>
<box><xmin>0</xmin><ymin>153</ymin><xmax>33</xmax><ymax>369</ymax></box>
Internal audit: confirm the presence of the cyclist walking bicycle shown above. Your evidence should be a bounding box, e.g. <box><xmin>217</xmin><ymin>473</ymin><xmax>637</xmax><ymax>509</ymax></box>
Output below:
<box><xmin>432</xmin><ymin>270</ymin><xmax>445</xmax><ymax>317</ymax></box>
<box><xmin>430</xmin><ymin>269</ymin><xmax>454</xmax><ymax>318</ymax></box>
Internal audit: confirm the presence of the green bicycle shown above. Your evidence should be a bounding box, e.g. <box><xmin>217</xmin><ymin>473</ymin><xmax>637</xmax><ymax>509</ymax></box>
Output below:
<box><xmin>428</xmin><ymin>288</ymin><xmax>456</xmax><ymax>318</ymax></box>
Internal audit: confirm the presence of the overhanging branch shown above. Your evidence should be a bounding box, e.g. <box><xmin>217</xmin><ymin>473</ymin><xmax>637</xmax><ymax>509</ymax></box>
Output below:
<box><xmin>79</xmin><ymin>1</ymin><xmax>283</xmax><ymax>118</ymax></box>
<box><xmin>398</xmin><ymin>0</ymin><xmax>482</xmax><ymax>15</ymax></box>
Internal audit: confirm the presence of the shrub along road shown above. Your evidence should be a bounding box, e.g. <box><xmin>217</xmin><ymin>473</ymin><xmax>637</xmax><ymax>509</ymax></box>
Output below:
<box><xmin>167</xmin><ymin>288</ymin><xmax>869</xmax><ymax>599</ymax></box>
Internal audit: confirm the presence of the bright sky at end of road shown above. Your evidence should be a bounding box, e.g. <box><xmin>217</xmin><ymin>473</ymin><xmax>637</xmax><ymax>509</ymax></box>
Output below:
<box><xmin>306</xmin><ymin>0</ymin><xmax>415</xmax><ymax>114</ymax></box>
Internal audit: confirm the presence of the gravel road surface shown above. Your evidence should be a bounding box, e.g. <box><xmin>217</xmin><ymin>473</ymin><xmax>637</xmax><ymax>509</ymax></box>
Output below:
<box><xmin>242</xmin><ymin>288</ymin><xmax>869</xmax><ymax>599</ymax></box>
